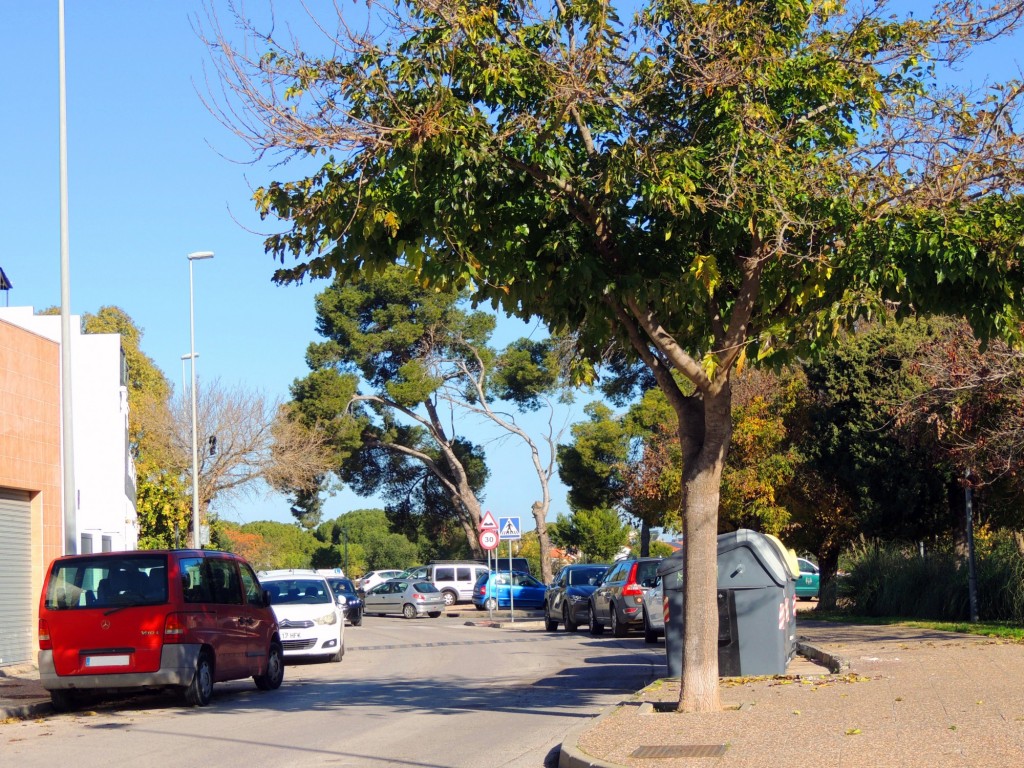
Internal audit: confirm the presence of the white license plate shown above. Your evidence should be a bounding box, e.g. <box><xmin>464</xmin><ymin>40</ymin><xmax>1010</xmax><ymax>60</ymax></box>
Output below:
<box><xmin>84</xmin><ymin>654</ymin><xmax>129</xmax><ymax>667</ymax></box>
<box><xmin>282</xmin><ymin>631</ymin><xmax>303</xmax><ymax>640</ymax></box>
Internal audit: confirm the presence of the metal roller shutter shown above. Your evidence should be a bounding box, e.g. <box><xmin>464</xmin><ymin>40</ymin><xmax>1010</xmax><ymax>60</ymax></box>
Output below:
<box><xmin>0</xmin><ymin>488</ymin><xmax>32</xmax><ymax>666</ymax></box>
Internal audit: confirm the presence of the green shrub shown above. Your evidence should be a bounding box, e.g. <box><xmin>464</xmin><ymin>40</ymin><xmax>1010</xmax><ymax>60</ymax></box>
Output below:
<box><xmin>840</xmin><ymin>537</ymin><xmax>1024</xmax><ymax>622</ymax></box>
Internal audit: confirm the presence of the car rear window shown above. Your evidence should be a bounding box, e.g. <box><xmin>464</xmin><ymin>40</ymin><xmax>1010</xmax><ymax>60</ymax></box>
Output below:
<box><xmin>569</xmin><ymin>567</ymin><xmax>607</xmax><ymax>586</ymax></box>
<box><xmin>633</xmin><ymin>560</ymin><xmax>661</xmax><ymax>587</ymax></box>
<box><xmin>44</xmin><ymin>554</ymin><xmax>168</xmax><ymax>610</ymax></box>
<box><xmin>414</xmin><ymin>582</ymin><xmax>440</xmax><ymax>593</ymax></box>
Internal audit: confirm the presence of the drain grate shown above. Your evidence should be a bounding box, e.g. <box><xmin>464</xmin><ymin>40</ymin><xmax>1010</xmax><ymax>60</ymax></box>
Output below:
<box><xmin>630</xmin><ymin>744</ymin><xmax>727</xmax><ymax>759</ymax></box>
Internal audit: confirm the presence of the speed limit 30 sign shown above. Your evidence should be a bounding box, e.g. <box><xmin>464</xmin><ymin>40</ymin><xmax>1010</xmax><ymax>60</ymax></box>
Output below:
<box><xmin>479</xmin><ymin>528</ymin><xmax>500</xmax><ymax>551</ymax></box>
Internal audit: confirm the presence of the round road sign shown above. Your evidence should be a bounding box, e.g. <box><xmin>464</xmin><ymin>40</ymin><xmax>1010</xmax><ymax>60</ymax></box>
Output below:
<box><xmin>479</xmin><ymin>529</ymin><xmax>499</xmax><ymax>551</ymax></box>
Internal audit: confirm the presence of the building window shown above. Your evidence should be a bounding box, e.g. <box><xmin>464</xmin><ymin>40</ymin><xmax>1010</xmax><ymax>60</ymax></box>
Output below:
<box><xmin>102</xmin><ymin>535</ymin><xmax>113</xmax><ymax>552</ymax></box>
<box><xmin>80</xmin><ymin>534</ymin><xmax>93</xmax><ymax>554</ymax></box>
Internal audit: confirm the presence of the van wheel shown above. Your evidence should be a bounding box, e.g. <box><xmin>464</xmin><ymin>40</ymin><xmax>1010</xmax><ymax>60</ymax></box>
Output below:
<box><xmin>402</xmin><ymin>603</ymin><xmax>418</xmax><ymax>619</ymax></box>
<box><xmin>254</xmin><ymin>642</ymin><xmax>284</xmax><ymax>690</ymax></box>
<box><xmin>588</xmin><ymin>604</ymin><xmax>604</xmax><ymax>635</ymax></box>
<box><xmin>442</xmin><ymin>590</ymin><xmax>458</xmax><ymax>607</ymax></box>
<box><xmin>50</xmin><ymin>689</ymin><xmax>79</xmax><ymax>713</ymax></box>
<box><xmin>184</xmin><ymin>651</ymin><xmax>214</xmax><ymax>706</ymax></box>
<box><xmin>255</xmin><ymin>642</ymin><xmax>284</xmax><ymax>690</ymax></box>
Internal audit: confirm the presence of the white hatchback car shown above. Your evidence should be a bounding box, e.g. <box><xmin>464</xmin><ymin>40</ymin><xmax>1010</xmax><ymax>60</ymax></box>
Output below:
<box><xmin>258</xmin><ymin>571</ymin><xmax>345</xmax><ymax>663</ymax></box>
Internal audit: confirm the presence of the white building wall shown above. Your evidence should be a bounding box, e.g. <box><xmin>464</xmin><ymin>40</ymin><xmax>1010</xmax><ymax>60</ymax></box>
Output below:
<box><xmin>0</xmin><ymin>307</ymin><xmax>138</xmax><ymax>551</ymax></box>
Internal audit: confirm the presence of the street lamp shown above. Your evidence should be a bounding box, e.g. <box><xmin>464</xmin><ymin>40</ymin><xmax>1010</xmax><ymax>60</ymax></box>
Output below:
<box><xmin>188</xmin><ymin>251</ymin><xmax>214</xmax><ymax>548</ymax></box>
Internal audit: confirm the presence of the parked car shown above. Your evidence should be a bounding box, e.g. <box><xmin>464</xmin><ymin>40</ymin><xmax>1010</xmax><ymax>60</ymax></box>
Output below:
<box><xmin>404</xmin><ymin>561</ymin><xmax>492</xmax><ymax>606</ymax></box>
<box><xmin>37</xmin><ymin>549</ymin><xmax>284</xmax><ymax>712</ymax></box>
<box><xmin>258</xmin><ymin>571</ymin><xmax>345</xmax><ymax>662</ymax></box>
<box><xmin>588</xmin><ymin>557</ymin><xmax>663</xmax><ymax>637</ymax></box>
<box><xmin>640</xmin><ymin>577</ymin><xmax>665</xmax><ymax>643</ymax></box>
<box><xmin>796</xmin><ymin>557</ymin><xmax>820</xmax><ymax>600</ymax></box>
<box><xmin>472</xmin><ymin>571</ymin><xmax>547</xmax><ymax>610</ymax></box>
<box><xmin>363</xmin><ymin>578</ymin><xmax>446</xmax><ymax>618</ymax></box>
<box><xmin>325</xmin><ymin>577</ymin><xmax>364</xmax><ymax>626</ymax></box>
<box><xmin>358</xmin><ymin>570</ymin><xmax>406</xmax><ymax>594</ymax></box>
<box><xmin>543</xmin><ymin>563</ymin><xmax>608</xmax><ymax>632</ymax></box>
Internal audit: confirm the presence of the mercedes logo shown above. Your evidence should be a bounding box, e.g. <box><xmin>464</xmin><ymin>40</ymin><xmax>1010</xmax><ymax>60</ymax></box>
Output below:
<box><xmin>100</xmin><ymin>619</ymin><xmax>110</xmax><ymax>630</ymax></box>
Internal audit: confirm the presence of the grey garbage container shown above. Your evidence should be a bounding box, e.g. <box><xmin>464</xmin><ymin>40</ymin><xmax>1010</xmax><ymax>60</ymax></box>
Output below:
<box><xmin>716</xmin><ymin>529</ymin><xmax>797</xmax><ymax>676</ymax></box>
<box><xmin>656</xmin><ymin>549</ymin><xmax>686</xmax><ymax>677</ymax></box>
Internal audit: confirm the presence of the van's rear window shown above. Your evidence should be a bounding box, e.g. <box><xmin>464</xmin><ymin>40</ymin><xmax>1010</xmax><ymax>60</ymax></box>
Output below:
<box><xmin>45</xmin><ymin>554</ymin><xmax>169</xmax><ymax>610</ymax></box>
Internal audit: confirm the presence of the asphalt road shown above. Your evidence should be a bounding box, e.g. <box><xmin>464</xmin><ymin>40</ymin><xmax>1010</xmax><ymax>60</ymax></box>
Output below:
<box><xmin>1</xmin><ymin>612</ymin><xmax>665</xmax><ymax>768</ymax></box>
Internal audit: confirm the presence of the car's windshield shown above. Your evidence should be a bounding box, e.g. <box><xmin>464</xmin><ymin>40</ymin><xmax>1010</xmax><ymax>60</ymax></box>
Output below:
<box><xmin>44</xmin><ymin>555</ymin><xmax>169</xmax><ymax>610</ymax></box>
<box><xmin>263</xmin><ymin>579</ymin><xmax>331</xmax><ymax>605</ymax></box>
<box><xmin>329</xmin><ymin>579</ymin><xmax>357</xmax><ymax>596</ymax></box>
<box><xmin>569</xmin><ymin>567</ymin><xmax>606</xmax><ymax>586</ymax></box>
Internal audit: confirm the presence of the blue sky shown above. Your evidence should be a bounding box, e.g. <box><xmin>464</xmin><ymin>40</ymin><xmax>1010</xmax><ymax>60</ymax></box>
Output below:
<box><xmin>2</xmin><ymin>2</ymin><xmax>1021</xmax><ymax>529</ymax></box>
<box><xmin>1</xmin><ymin>1</ymin><xmax>574</xmax><ymax>528</ymax></box>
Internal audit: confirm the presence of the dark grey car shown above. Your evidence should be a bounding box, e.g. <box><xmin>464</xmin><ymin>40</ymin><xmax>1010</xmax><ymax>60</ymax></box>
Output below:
<box><xmin>588</xmin><ymin>557</ymin><xmax>662</xmax><ymax>637</ymax></box>
<box><xmin>543</xmin><ymin>564</ymin><xmax>608</xmax><ymax>632</ymax></box>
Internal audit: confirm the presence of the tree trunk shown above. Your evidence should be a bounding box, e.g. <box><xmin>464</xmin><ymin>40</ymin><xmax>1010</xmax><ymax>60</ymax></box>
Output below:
<box><xmin>816</xmin><ymin>546</ymin><xmax>842</xmax><ymax>611</ymax></box>
<box><xmin>531</xmin><ymin>500</ymin><xmax>554</xmax><ymax>583</ymax></box>
<box><xmin>676</xmin><ymin>386</ymin><xmax>731</xmax><ymax>713</ymax></box>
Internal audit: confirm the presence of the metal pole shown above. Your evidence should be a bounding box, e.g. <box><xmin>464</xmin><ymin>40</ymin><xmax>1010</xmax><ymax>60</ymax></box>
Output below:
<box><xmin>188</xmin><ymin>251</ymin><xmax>213</xmax><ymax>548</ymax></box>
<box><xmin>508</xmin><ymin>540</ymin><xmax>515</xmax><ymax>622</ymax></box>
<box><xmin>58</xmin><ymin>0</ymin><xmax>77</xmax><ymax>555</ymax></box>
<box><xmin>965</xmin><ymin>469</ymin><xmax>979</xmax><ymax>623</ymax></box>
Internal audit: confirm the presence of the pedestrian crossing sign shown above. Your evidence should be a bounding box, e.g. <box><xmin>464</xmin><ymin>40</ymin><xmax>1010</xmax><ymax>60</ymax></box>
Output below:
<box><xmin>498</xmin><ymin>517</ymin><xmax>521</xmax><ymax>540</ymax></box>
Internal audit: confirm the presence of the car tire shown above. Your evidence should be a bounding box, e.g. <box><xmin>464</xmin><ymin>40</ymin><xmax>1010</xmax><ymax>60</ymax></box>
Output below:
<box><xmin>563</xmin><ymin>604</ymin><xmax>578</xmax><ymax>632</ymax></box>
<box><xmin>330</xmin><ymin>642</ymin><xmax>345</xmax><ymax>663</ymax></box>
<box><xmin>254</xmin><ymin>642</ymin><xmax>284</xmax><ymax>691</ymax></box>
<box><xmin>402</xmin><ymin>603</ymin><xmax>418</xmax><ymax>619</ymax></box>
<box><xmin>49</xmin><ymin>689</ymin><xmax>79</xmax><ymax>713</ymax></box>
<box><xmin>351</xmin><ymin>609</ymin><xmax>363</xmax><ymax>627</ymax></box>
<box><xmin>428</xmin><ymin>611</ymin><xmax>442</xmax><ymax>618</ymax></box>
<box><xmin>588</xmin><ymin>603</ymin><xmax>604</xmax><ymax>635</ymax></box>
<box><xmin>544</xmin><ymin>611</ymin><xmax>559</xmax><ymax>631</ymax></box>
<box><xmin>611</xmin><ymin>606</ymin><xmax>628</xmax><ymax>637</ymax></box>
<box><xmin>442</xmin><ymin>590</ymin><xmax>458</xmax><ymax>607</ymax></box>
<box><xmin>184</xmin><ymin>650</ymin><xmax>214</xmax><ymax>707</ymax></box>
<box><xmin>485</xmin><ymin>597</ymin><xmax>498</xmax><ymax>611</ymax></box>
<box><xmin>643</xmin><ymin>609</ymin><xmax>658</xmax><ymax>644</ymax></box>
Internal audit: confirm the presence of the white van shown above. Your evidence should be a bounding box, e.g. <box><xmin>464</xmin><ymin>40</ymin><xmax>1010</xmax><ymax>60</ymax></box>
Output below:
<box><xmin>405</xmin><ymin>562</ymin><xmax>491</xmax><ymax>606</ymax></box>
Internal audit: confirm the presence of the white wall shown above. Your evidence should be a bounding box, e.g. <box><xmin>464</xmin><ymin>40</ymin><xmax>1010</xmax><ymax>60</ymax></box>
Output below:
<box><xmin>0</xmin><ymin>307</ymin><xmax>138</xmax><ymax>551</ymax></box>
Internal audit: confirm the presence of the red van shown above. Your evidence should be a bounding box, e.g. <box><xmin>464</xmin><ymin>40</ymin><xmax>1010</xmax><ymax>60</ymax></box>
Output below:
<box><xmin>38</xmin><ymin>549</ymin><xmax>283</xmax><ymax>711</ymax></box>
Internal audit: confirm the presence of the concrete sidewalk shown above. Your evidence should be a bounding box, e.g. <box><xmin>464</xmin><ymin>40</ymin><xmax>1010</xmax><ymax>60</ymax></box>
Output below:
<box><xmin>559</xmin><ymin>620</ymin><xmax>1024</xmax><ymax>768</ymax></box>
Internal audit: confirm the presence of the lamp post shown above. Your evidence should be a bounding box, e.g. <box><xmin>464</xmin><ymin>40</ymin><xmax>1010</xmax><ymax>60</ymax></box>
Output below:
<box><xmin>188</xmin><ymin>251</ymin><xmax>214</xmax><ymax>548</ymax></box>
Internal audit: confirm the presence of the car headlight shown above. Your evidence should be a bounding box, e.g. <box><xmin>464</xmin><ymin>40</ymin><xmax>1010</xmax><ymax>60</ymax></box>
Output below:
<box><xmin>316</xmin><ymin>610</ymin><xmax>338</xmax><ymax>625</ymax></box>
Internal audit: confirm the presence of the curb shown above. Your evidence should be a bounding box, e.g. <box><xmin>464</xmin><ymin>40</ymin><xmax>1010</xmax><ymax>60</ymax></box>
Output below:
<box><xmin>0</xmin><ymin>700</ymin><xmax>51</xmax><ymax>721</ymax></box>
<box><xmin>556</xmin><ymin>642</ymin><xmax>851</xmax><ymax>768</ymax></box>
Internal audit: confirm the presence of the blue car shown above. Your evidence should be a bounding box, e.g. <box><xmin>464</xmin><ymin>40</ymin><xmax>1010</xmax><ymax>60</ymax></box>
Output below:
<box><xmin>472</xmin><ymin>571</ymin><xmax>547</xmax><ymax>610</ymax></box>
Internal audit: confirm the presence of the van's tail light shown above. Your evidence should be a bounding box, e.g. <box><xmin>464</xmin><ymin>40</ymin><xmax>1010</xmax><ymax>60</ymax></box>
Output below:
<box><xmin>38</xmin><ymin>619</ymin><xmax>52</xmax><ymax>650</ymax></box>
<box><xmin>163</xmin><ymin>613</ymin><xmax>189</xmax><ymax>643</ymax></box>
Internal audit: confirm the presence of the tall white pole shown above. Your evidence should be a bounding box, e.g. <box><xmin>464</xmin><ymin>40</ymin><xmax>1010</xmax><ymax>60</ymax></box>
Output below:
<box><xmin>188</xmin><ymin>252</ymin><xmax>213</xmax><ymax>548</ymax></box>
<box><xmin>58</xmin><ymin>0</ymin><xmax>77</xmax><ymax>555</ymax></box>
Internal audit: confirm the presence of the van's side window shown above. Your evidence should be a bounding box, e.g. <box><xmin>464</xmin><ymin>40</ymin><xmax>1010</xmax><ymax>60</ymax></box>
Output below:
<box><xmin>239</xmin><ymin>564</ymin><xmax>263</xmax><ymax>605</ymax></box>
<box><xmin>435</xmin><ymin>567</ymin><xmax>454</xmax><ymax>582</ymax></box>
<box><xmin>207</xmin><ymin>558</ymin><xmax>243</xmax><ymax>605</ymax></box>
<box><xmin>180</xmin><ymin>557</ymin><xmax>213</xmax><ymax>604</ymax></box>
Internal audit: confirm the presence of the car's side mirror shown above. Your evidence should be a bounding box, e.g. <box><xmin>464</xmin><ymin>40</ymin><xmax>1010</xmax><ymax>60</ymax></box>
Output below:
<box><xmin>336</xmin><ymin>595</ymin><xmax>348</xmax><ymax>606</ymax></box>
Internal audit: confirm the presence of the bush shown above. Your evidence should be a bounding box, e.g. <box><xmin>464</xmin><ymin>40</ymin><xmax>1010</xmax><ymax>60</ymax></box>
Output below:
<box><xmin>839</xmin><ymin>537</ymin><xmax>1024</xmax><ymax>622</ymax></box>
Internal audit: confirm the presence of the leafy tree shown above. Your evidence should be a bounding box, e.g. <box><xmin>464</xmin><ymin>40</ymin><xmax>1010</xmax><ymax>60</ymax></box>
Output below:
<box><xmin>288</xmin><ymin>268</ymin><xmax>570</xmax><ymax>580</ymax></box>
<box><xmin>236</xmin><ymin>520</ymin><xmax>317</xmax><ymax>569</ymax></box>
<box><xmin>550</xmin><ymin>507</ymin><xmax>631</xmax><ymax>562</ymax></box>
<box><xmin>208</xmin><ymin>0</ymin><xmax>1024</xmax><ymax>711</ymax></box>
<box><xmin>216</xmin><ymin>521</ymin><xmax>274</xmax><ymax>570</ymax></box>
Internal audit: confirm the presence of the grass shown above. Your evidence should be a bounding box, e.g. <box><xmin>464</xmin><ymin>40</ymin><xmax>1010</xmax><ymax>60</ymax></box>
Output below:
<box><xmin>807</xmin><ymin>610</ymin><xmax>1024</xmax><ymax>642</ymax></box>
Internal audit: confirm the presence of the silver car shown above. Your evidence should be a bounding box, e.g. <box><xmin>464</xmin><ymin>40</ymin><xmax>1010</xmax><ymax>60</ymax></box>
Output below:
<box><xmin>641</xmin><ymin>577</ymin><xmax>665</xmax><ymax>643</ymax></box>
<box><xmin>363</xmin><ymin>579</ymin><xmax>446</xmax><ymax>619</ymax></box>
